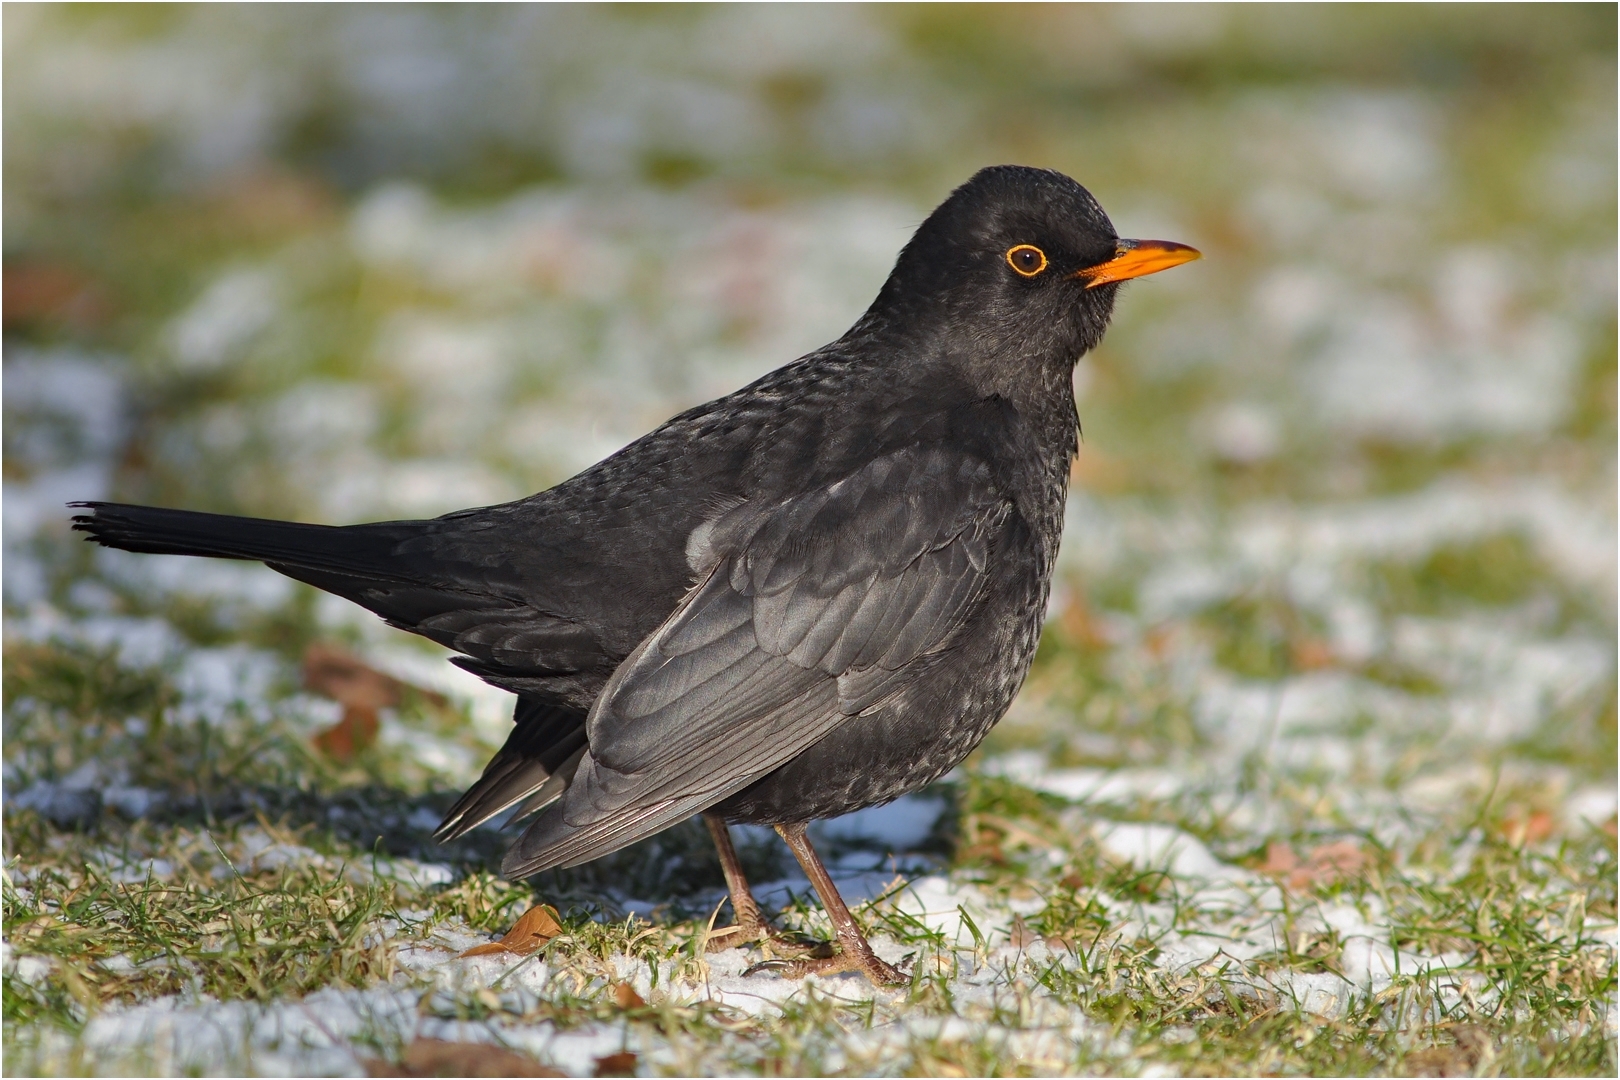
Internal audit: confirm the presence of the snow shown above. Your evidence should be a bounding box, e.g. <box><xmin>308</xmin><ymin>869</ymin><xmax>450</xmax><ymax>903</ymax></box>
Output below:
<box><xmin>812</xmin><ymin>793</ymin><xmax>946</xmax><ymax>852</ymax></box>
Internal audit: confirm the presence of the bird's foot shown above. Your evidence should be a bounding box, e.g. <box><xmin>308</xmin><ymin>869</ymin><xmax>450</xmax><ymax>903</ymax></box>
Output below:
<box><xmin>744</xmin><ymin>941</ymin><xmax>908</xmax><ymax>987</ymax></box>
<box><xmin>704</xmin><ymin>918</ymin><xmax>817</xmax><ymax>957</ymax></box>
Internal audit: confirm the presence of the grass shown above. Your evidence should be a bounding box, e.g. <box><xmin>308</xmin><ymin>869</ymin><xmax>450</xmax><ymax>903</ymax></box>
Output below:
<box><xmin>5</xmin><ymin>645</ymin><xmax>1612</xmax><ymax>1074</ymax></box>
<box><xmin>4</xmin><ymin>836</ymin><xmax>398</xmax><ymax>1021</ymax></box>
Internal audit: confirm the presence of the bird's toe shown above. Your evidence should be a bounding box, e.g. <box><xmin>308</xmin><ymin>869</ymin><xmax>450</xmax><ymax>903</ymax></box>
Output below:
<box><xmin>747</xmin><ymin>947</ymin><xmax>908</xmax><ymax>987</ymax></box>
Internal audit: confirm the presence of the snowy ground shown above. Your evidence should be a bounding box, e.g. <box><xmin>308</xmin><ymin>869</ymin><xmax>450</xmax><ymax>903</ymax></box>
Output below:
<box><xmin>4</xmin><ymin>7</ymin><xmax>1615</xmax><ymax>1076</ymax></box>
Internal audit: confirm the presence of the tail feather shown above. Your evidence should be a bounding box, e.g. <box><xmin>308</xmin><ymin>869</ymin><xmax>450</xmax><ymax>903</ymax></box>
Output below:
<box><xmin>433</xmin><ymin>698</ymin><xmax>588</xmax><ymax>841</ymax></box>
<box><xmin>70</xmin><ymin>501</ymin><xmax>422</xmax><ymax>582</ymax></box>
<box><xmin>72</xmin><ymin>501</ymin><xmax>603</xmax><ymax>856</ymax></box>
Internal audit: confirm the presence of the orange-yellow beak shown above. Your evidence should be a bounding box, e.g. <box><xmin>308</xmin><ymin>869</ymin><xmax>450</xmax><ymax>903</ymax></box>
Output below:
<box><xmin>1074</xmin><ymin>239</ymin><xmax>1201</xmax><ymax>288</ymax></box>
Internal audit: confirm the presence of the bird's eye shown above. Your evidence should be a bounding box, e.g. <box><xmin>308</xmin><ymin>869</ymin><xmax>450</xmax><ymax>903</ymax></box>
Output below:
<box><xmin>1006</xmin><ymin>244</ymin><xmax>1048</xmax><ymax>277</ymax></box>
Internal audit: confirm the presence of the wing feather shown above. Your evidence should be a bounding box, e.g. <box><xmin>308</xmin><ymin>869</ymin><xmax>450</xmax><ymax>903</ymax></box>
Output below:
<box><xmin>433</xmin><ymin>699</ymin><xmax>587</xmax><ymax>841</ymax></box>
<box><xmin>783</xmin><ymin>579</ymin><xmax>871</xmax><ymax>668</ymax></box>
<box><xmin>821</xmin><ymin>573</ymin><xmax>898</xmax><ymax>672</ymax></box>
<box><xmin>616</xmin><ymin>618</ymin><xmax>761</xmax><ymax>720</ymax></box>
<box><xmin>502</xmin><ymin>443</ymin><xmax>1016</xmax><ymax>878</ymax></box>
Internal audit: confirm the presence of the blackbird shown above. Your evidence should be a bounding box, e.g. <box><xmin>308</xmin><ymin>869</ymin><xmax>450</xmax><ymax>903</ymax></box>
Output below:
<box><xmin>73</xmin><ymin>165</ymin><xmax>1198</xmax><ymax>985</ymax></box>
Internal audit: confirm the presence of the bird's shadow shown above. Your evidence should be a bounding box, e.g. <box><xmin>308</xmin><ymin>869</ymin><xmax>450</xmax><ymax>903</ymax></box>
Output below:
<box><xmin>25</xmin><ymin>771</ymin><xmax>960</xmax><ymax>927</ymax></box>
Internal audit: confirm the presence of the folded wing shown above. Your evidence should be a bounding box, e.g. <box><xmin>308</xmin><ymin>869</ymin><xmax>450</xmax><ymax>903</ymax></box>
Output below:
<box><xmin>503</xmin><ymin>444</ymin><xmax>1013</xmax><ymax>876</ymax></box>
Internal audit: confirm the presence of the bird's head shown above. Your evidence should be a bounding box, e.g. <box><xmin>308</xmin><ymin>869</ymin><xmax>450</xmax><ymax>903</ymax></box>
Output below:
<box><xmin>864</xmin><ymin>165</ymin><xmax>1199</xmax><ymax>374</ymax></box>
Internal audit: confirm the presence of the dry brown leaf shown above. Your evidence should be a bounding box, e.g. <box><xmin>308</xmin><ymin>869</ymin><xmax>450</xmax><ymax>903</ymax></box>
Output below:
<box><xmin>1007</xmin><ymin>916</ymin><xmax>1037</xmax><ymax>949</ymax></box>
<box><xmin>1258</xmin><ymin>839</ymin><xmax>1369</xmax><ymax>891</ymax></box>
<box><xmin>305</xmin><ymin>642</ymin><xmax>404</xmax><ymax>710</ymax></box>
<box><xmin>959</xmin><ymin>841</ymin><xmax>1008</xmax><ymax>865</ymax></box>
<box><xmin>1498</xmin><ymin>809</ymin><xmax>1555</xmax><ymax>847</ymax></box>
<box><xmin>1142</xmin><ymin>623</ymin><xmax>1177</xmax><ymax>660</ymax></box>
<box><xmin>206</xmin><ymin>169</ymin><xmax>336</xmax><ymax>234</ymax></box>
<box><xmin>1289</xmin><ymin>638</ymin><xmax>1336</xmax><ymax>670</ymax></box>
<box><xmin>457</xmin><ymin>941</ymin><xmax>512</xmax><ymax>959</ymax></box>
<box><xmin>1291</xmin><ymin>840</ymin><xmax>1368</xmax><ymax>890</ymax></box>
<box><xmin>1303</xmin><ymin>839</ymin><xmax>1369</xmax><ymax>879</ymax></box>
<box><xmin>3</xmin><ymin>260</ymin><xmax>110</xmax><ymax>329</ymax></box>
<box><xmin>311</xmin><ymin>705</ymin><xmax>380</xmax><ymax>762</ymax></box>
<box><xmin>1257</xmin><ymin>841</ymin><xmax>1300</xmax><ymax>876</ymax></box>
<box><xmin>1402</xmin><ymin>1047</ymin><xmax>1472</xmax><ymax>1078</ymax></box>
<box><xmin>612</xmin><ymin>982</ymin><xmax>647</xmax><ymax>1009</ymax></box>
<box><xmin>365</xmin><ymin>1038</ymin><xmax>562</xmax><ymax>1077</ymax></box>
<box><xmin>1056</xmin><ymin>590</ymin><xmax>1113</xmax><ymax>650</ymax></box>
<box><xmin>303</xmin><ymin>642</ymin><xmax>447</xmax><ymax>761</ymax></box>
<box><xmin>459</xmin><ymin>904</ymin><xmax>563</xmax><ymax>958</ymax></box>
<box><xmin>593</xmin><ymin>1051</ymin><xmax>638</xmax><ymax>1077</ymax></box>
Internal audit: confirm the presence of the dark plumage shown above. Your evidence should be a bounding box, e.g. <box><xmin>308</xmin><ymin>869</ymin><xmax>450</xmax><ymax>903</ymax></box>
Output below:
<box><xmin>73</xmin><ymin>165</ymin><xmax>1198</xmax><ymax>984</ymax></box>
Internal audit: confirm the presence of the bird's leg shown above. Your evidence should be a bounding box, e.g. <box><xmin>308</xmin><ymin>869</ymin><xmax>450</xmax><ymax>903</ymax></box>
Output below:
<box><xmin>760</xmin><ymin>821</ymin><xmax>908</xmax><ymax>987</ymax></box>
<box><xmin>703</xmin><ymin>813</ymin><xmax>808</xmax><ymax>955</ymax></box>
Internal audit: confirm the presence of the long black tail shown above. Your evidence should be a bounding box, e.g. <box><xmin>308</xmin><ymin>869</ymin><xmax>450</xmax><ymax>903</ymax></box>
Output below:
<box><xmin>72</xmin><ymin>501</ymin><xmax>597</xmax><ymax>843</ymax></box>
<box><xmin>70</xmin><ymin>502</ymin><xmax>425</xmax><ymax>582</ymax></box>
<box><xmin>70</xmin><ymin>501</ymin><xmax>595</xmax><ymax>692</ymax></box>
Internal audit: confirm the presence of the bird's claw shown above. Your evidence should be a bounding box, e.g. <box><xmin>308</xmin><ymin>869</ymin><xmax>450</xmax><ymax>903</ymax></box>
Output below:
<box><xmin>745</xmin><ymin>945</ymin><xmax>909</xmax><ymax>987</ymax></box>
<box><xmin>704</xmin><ymin>921</ymin><xmax>820</xmax><ymax>957</ymax></box>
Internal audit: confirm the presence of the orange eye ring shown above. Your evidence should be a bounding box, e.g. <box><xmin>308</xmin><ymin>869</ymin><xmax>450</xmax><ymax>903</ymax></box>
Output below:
<box><xmin>1006</xmin><ymin>244</ymin><xmax>1048</xmax><ymax>277</ymax></box>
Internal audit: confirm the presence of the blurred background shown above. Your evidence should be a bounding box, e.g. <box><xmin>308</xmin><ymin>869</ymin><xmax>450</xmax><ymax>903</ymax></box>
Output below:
<box><xmin>4</xmin><ymin>4</ymin><xmax>1615</xmax><ymax>841</ymax></box>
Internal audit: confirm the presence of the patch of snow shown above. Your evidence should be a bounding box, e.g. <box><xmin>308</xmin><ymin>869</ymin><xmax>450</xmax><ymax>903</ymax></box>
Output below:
<box><xmin>167</xmin><ymin>267</ymin><xmax>280</xmax><ymax>373</ymax></box>
<box><xmin>102</xmin><ymin>786</ymin><xmax>164</xmax><ymax>819</ymax></box>
<box><xmin>3</xmin><ymin>942</ymin><xmax>56</xmax><ymax>984</ymax></box>
<box><xmin>891</xmin><ymin>875</ymin><xmax>1008</xmax><ymax>946</ymax></box>
<box><xmin>1090</xmin><ymin>822</ymin><xmax>1236</xmax><ymax>883</ymax></box>
<box><xmin>993</xmin><ymin>761</ymin><xmax>1185</xmax><ymax>806</ymax></box>
<box><xmin>10</xmin><ymin>780</ymin><xmax>102</xmax><ymax>829</ymax></box>
<box><xmin>813</xmin><ymin>793</ymin><xmax>945</xmax><ymax>851</ymax></box>
<box><xmin>1566</xmin><ymin>785</ymin><xmax>1619</xmax><ymax>826</ymax></box>
<box><xmin>96</xmin><ymin>548</ymin><xmax>295</xmax><ymax>612</ymax></box>
<box><xmin>407</xmin><ymin>805</ymin><xmax>447</xmax><ymax>832</ymax></box>
<box><xmin>171</xmin><ymin>645</ymin><xmax>284</xmax><ymax>724</ymax></box>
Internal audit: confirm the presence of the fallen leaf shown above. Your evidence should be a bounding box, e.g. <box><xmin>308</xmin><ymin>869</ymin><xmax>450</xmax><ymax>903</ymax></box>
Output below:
<box><xmin>1057</xmin><ymin>591</ymin><xmax>1113</xmax><ymax>650</ymax></box>
<box><xmin>1498</xmin><ymin>809</ymin><xmax>1555</xmax><ymax>847</ymax></box>
<box><xmin>305</xmin><ymin>642</ymin><xmax>404</xmax><ymax>710</ymax></box>
<box><xmin>1289</xmin><ymin>637</ymin><xmax>1336</xmax><ymax>670</ymax></box>
<box><xmin>207</xmin><ymin>168</ymin><xmax>336</xmax><ymax>235</ymax></box>
<box><xmin>1291</xmin><ymin>840</ymin><xmax>1369</xmax><ymax>890</ymax></box>
<box><xmin>311</xmin><ymin>706</ymin><xmax>380</xmax><ymax>762</ymax></box>
<box><xmin>459</xmin><ymin>904</ymin><xmax>563</xmax><ymax>958</ymax></box>
<box><xmin>612</xmin><ymin>982</ymin><xmax>647</xmax><ymax>1009</ymax></box>
<box><xmin>593</xmin><ymin>1051</ymin><xmax>638</xmax><ymax>1077</ymax></box>
<box><xmin>1258</xmin><ymin>839</ymin><xmax>1369</xmax><ymax>891</ymax></box>
<box><xmin>365</xmin><ymin>1038</ymin><xmax>562</xmax><ymax>1077</ymax></box>
<box><xmin>3</xmin><ymin>260</ymin><xmax>110</xmax><ymax>329</ymax></box>
<box><xmin>1007</xmin><ymin>916</ymin><xmax>1037</xmax><ymax>949</ymax></box>
<box><xmin>1257</xmin><ymin>841</ymin><xmax>1300</xmax><ymax>876</ymax></box>
<box><xmin>958</xmin><ymin>841</ymin><xmax>1007</xmax><ymax>865</ymax></box>
<box><xmin>303</xmin><ymin>642</ymin><xmax>447</xmax><ymax>761</ymax></box>
<box><xmin>1402</xmin><ymin>1047</ymin><xmax>1470</xmax><ymax>1078</ymax></box>
<box><xmin>1142</xmin><ymin>623</ymin><xmax>1178</xmax><ymax>660</ymax></box>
